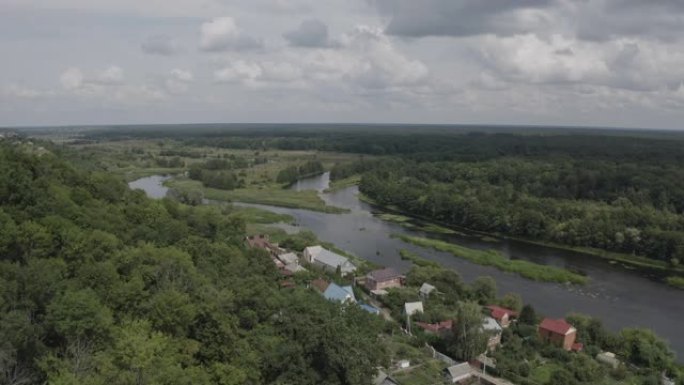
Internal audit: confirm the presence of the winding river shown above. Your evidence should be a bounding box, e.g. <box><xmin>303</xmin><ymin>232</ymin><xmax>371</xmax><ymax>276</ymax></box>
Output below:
<box><xmin>129</xmin><ymin>173</ymin><xmax>684</xmax><ymax>359</ymax></box>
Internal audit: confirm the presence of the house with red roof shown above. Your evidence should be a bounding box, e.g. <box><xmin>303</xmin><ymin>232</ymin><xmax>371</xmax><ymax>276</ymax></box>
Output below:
<box><xmin>485</xmin><ymin>305</ymin><xmax>518</xmax><ymax>328</ymax></box>
<box><xmin>365</xmin><ymin>267</ymin><xmax>405</xmax><ymax>291</ymax></box>
<box><xmin>538</xmin><ymin>318</ymin><xmax>578</xmax><ymax>351</ymax></box>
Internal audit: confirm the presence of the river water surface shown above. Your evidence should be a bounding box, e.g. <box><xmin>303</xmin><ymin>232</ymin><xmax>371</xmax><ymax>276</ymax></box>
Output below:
<box><xmin>129</xmin><ymin>173</ymin><xmax>684</xmax><ymax>359</ymax></box>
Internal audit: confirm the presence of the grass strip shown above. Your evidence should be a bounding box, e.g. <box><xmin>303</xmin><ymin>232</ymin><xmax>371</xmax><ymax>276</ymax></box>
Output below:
<box><xmin>392</xmin><ymin>234</ymin><xmax>588</xmax><ymax>285</ymax></box>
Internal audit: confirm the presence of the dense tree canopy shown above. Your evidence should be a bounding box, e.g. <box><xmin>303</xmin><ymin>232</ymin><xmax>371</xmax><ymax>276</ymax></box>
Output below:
<box><xmin>0</xmin><ymin>141</ymin><xmax>384</xmax><ymax>385</ymax></box>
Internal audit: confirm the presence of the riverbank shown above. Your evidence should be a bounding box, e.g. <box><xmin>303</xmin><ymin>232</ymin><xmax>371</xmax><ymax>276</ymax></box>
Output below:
<box><xmin>166</xmin><ymin>177</ymin><xmax>349</xmax><ymax>213</ymax></box>
<box><xmin>324</xmin><ymin>175</ymin><xmax>361</xmax><ymax>193</ymax></box>
<box><xmin>393</xmin><ymin>234</ymin><xmax>588</xmax><ymax>285</ymax></box>
<box><xmin>360</xmin><ymin>193</ymin><xmax>684</xmax><ymax>282</ymax></box>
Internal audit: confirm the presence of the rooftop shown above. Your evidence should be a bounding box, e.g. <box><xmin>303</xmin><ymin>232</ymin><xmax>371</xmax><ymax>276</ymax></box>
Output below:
<box><xmin>368</xmin><ymin>267</ymin><xmax>403</xmax><ymax>282</ymax></box>
<box><xmin>486</xmin><ymin>305</ymin><xmax>518</xmax><ymax>320</ymax></box>
<box><xmin>416</xmin><ymin>319</ymin><xmax>453</xmax><ymax>333</ymax></box>
<box><xmin>419</xmin><ymin>282</ymin><xmax>436</xmax><ymax>295</ymax></box>
<box><xmin>307</xmin><ymin>246</ymin><xmax>354</xmax><ymax>269</ymax></box>
<box><xmin>539</xmin><ymin>318</ymin><xmax>576</xmax><ymax>335</ymax></box>
<box><xmin>446</xmin><ymin>362</ymin><xmax>472</xmax><ymax>380</ymax></box>
<box><xmin>404</xmin><ymin>301</ymin><xmax>424</xmax><ymax>316</ymax></box>
<box><xmin>482</xmin><ymin>316</ymin><xmax>503</xmax><ymax>332</ymax></box>
<box><xmin>324</xmin><ymin>283</ymin><xmax>356</xmax><ymax>303</ymax></box>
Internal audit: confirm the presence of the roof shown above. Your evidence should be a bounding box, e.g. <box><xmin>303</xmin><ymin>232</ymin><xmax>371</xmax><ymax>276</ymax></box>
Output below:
<box><xmin>539</xmin><ymin>318</ymin><xmax>576</xmax><ymax>335</ymax></box>
<box><xmin>371</xmin><ymin>289</ymin><xmax>389</xmax><ymax>296</ymax></box>
<box><xmin>419</xmin><ymin>282</ymin><xmax>436</xmax><ymax>295</ymax></box>
<box><xmin>283</xmin><ymin>263</ymin><xmax>306</xmax><ymax>273</ymax></box>
<box><xmin>359</xmin><ymin>303</ymin><xmax>381</xmax><ymax>315</ymax></box>
<box><xmin>304</xmin><ymin>245</ymin><xmax>323</xmax><ymax>255</ymax></box>
<box><xmin>278</xmin><ymin>252</ymin><xmax>299</xmax><ymax>265</ymax></box>
<box><xmin>404</xmin><ymin>301</ymin><xmax>424</xmax><ymax>316</ymax></box>
<box><xmin>482</xmin><ymin>316</ymin><xmax>503</xmax><ymax>333</ymax></box>
<box><xmin>308</xmin><ymin>246</ymin><xmax>355</xmax><ymax>270</ymax></box>
<box><xmin>415</xmin><ymin>320</ymin><xmax>453</xmax><ymax>333</ymax></box>
<box><xmin>311</xmin><ymin>278</ymin><xmax>330</xmax><ymax>293</ymax></box>
<box><xmin>324</xmin><ymin>283</ymin><xmax>356</xmax><ymax>303</ymax></box>
<box><xmin>373</xmin><ymin>369</ymin><xmax>401</xmax><ymax>385</ymax></box>
<box><xmin>486</xmin><ymin>305</ymin><xmax>518</xmax><ymax>320</ymax></box>
<box><xmin>446</xmin><ymin>362</ymin><xmax>472</xmax><ymax>380</ymax></box>
<box><xmin>368</xmin><ymin>267</ymin><xmax>403</xmax><ymax>282</ymax></box>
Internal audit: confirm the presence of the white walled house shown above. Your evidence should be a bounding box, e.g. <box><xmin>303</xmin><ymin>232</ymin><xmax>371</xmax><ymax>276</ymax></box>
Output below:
<box><xmin>303</xmin><ymin>245</ymin><xmax>356</xmax><ymax>275</ymax></box>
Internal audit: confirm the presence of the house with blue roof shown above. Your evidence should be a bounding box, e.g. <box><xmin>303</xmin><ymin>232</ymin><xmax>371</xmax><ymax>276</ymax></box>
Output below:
<box><xmin>323</xmin><ymin>283</ymin><xmax>356</xmax><ymax>303</ymax></box>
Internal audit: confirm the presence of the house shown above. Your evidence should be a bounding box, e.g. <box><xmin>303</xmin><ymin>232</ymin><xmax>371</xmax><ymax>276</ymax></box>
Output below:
<box><xmin>482</xmin><ymin>316</ymin><xmax>503</xmax><ymax>350</ymax></box>
<box><xmin>323</xmin><ymin>283</ymin><xmax>356</xmax><ymax>303</ymax></box>
<box><xmin>538</xmin><ymin>318</ymin><xmax>578</xmax><ymax>351</ymax></box>
<box><xmin>415</xmin><ymin>320</ymin><xmax>453</xmax><ymax>336</ymax></box>
<box><xmin>278</xmin><ymin>252</ymin><xmax>299</xmax><ymax>265</ymax></box>
<box><xmin>365</xmin><ymin>267</ymin><xmax>404</xmax><ymax>291</ymax></box>
<box><xmin>445</xmin><ymin>362</ymin><xmax>473</xmax><ymax>384</ymax></box>
<box><xmin>596</xmin><ymin>352</ymin><xmax>620</xmax><ymax>369</ymax></box>
<box><xmin>419</xmin><ymin>283</ymin><xmax>437</xmax><ymax>298</ymax></box>
<box><xmin>404</xmin><ymin>301</ymin><xmax>424</xmax><ymax>316</ymax></box>
<box><xmin>245</xmin><ymin>234</ymin><xmax>283</xmax><ymax>256</ymax></box>
<box><xmin>303</xmin><ymin>245</ymin><xmax>356</xmax><ymax>275</ymax></box>
<box><xmin>373</xmin><ymin>369</ymin><xmax>401</xmax><ymax>385</ymax></box>
<box><xmin>485</xmin><ymin>305</ymin><xmax>518</xmax><ymax>328</ymax></box>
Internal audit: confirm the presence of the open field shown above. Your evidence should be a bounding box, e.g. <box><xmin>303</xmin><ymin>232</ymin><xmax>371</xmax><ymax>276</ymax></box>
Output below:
<box><xmin>167</xmin><ymin>177</ymin><xmax>348</xmax><ymax>213</ymax></box>
<box><xmin>69</xmin><ymin>139</ymin><xmax>360</xmax><ymax>211</ymax></box>
<box><xmin>393</xmin><ymin>234</ymin><xmax>588</xmax><ymax>285</ymax></box>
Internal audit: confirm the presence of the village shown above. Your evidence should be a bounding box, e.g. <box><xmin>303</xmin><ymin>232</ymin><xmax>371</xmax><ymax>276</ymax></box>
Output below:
<box><xmin>245</xmin><ymin>234</ymin><xmax>639</xmax><ymax>385</ymax></box>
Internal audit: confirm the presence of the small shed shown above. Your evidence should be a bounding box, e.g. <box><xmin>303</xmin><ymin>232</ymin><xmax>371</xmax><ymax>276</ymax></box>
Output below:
<box><xmin>278</xmin><ymin>252</ymin><xmax>299</xmax><ymax>265</ymax></box>
<box><xmin>445</xmin><ymin>362</ymin><xmax>473</xmax><ymax>384</ymax></box>
<box><xmin>404</xmin><ymin>301</ymin><xmax>424</xmax><ymax>316</ymax></box>
<box><xmin>596</xmin><ymin>352</ymin><xmax>620</xmax><ymax>369</ymax></box>
<box><xmin>419</xmin><ymin>283</ymin><xmax>436</xmax><ymax>298</ymax></box>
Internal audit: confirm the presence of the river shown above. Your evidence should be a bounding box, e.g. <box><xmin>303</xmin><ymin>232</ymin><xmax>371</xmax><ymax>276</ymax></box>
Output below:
<box><xmin>129</xmin><ymin>173</ymin><xmax>684</xmax><ymax>358</ymax></box>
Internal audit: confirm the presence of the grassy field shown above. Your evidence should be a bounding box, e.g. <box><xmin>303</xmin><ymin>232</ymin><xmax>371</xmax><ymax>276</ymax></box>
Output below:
<box><xmin>665</xmin><ymin>276</ymin><xmax>684</xmax><ymax>290</ymax></box>
<box><xmin>393</xmin><ymin>234</ymin><xmax>588</xmax><ymax>285</ymax></box>
<box><xmin>399</xmin><ymin>249</ymin><xmax>440</xmax><ymax>268</ymax></box>
<box><xmin>362</xmin><ymin>192</ymin><xmax>683</xmax><ymax>277</ymax></box>
<box><xmin>228</xmin><ymin>206</ymin><xmax>294</xmax><ymax>224</ymax></box>
<box><xmin>71</xmin><ymin>139</ymin><xmax>361</xmax><ymax>212</ymax></box>
<box><xmin>167</xmin><ymin>177</ymin><xmax>348</xmax><ymax>213</ymax></box>
<box><xmin>324</xmin><ymin>175</ymin><xmax>361</xmax><ymax>192</ymax></box>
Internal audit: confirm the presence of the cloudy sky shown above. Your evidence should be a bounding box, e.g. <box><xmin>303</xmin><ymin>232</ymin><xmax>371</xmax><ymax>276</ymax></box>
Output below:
<box><xmin>2</xmin><ymin>0</ymin><xmax>684</xmax><ymax>129</ymax></box>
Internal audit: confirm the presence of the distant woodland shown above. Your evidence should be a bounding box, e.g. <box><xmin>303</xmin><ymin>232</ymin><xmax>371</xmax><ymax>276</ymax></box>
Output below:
<box><xmin>88</xmin><ymin>126</ymin><xmax>684</xmax><ymax>264</ymax></box>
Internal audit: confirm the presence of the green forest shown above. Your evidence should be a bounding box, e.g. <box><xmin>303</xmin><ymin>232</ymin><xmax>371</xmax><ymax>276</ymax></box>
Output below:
<box><xmin>1</xmin><ymin>132</ymin><xmax>683</xmax><ymax>385</ymax></box>
<box><xmin>84</xmin><ymin>125</ymin><xmax>684</xmax><ymax>268</ymax></box>
<box><xmin>0</xmin><ymin>141</ymin><xmax>384</xmax><ymax>385</ymax></box>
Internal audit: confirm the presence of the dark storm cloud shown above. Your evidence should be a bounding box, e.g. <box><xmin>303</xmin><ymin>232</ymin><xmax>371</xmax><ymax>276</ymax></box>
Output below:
<box><xmin>373</xmin><ymin>0</ymin><xmax>555</xmax><ymax>38</ymax></box>
<box><xmin>141</xmin><ymin>35</ymin><xmax>179</xmax><ymax>55</ymax></box>
<box><xmin>574</xmin><ymin>0</ymin><xmax>684</xmax><ymax>42</ymax></box>
<box><xmin>283</xmin><ymin>19</ymin><xmax>331</xmax><ymax>47</ymax></box>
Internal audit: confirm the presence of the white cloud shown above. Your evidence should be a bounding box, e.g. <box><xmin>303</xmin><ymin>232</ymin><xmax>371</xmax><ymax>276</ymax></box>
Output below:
<box><xmin>95</xmin><ymin>65</ymin><xmax>124</xmax><ymax>85</ymax></box>
<box><xmin>60</xmin><ymin>67</ymin><xmax>85</xmax><ymax>90</ymax></box>
<box><xmin>199</xmin><ymin>17</ymin><xmax>262</xmax><ymax>52</ymax></box>
<box><xmin>215</xmin><ymin>61</ymin><xmax>263</xmax><ymax>83</ymax></box>
<box><xmin>165</xmin><ymin>69</ymin><xmax>194</xmax><ymax>93</ymax></box>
